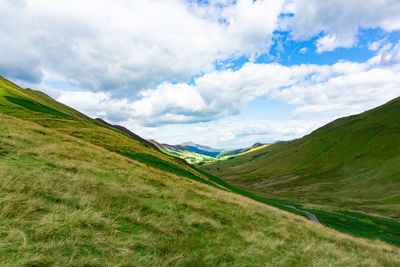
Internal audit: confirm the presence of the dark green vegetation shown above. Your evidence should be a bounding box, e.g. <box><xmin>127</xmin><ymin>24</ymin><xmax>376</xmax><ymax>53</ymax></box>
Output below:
<box><xmin>118</xmin><ymin>152</ymin><xmax>219</xmax><ymax>188</ymax></box>
<box><xmin>197</xmin><ymin>166</ymin><xmax>400</xmax><ymax>246</ymax></box>
<box><xmin>1</xmin><ymin>75</ymin><xmax>400</xmax><ymax>265</ymax></box>
<box><xmin>5</xmin><ymin>96</ymin><xmax>74</xmax><ymax>120</ymax></box>
<box><xmin>202</xmin><ymin>97</ymin><xmax>400</xmax><ymax>245</ymax></box>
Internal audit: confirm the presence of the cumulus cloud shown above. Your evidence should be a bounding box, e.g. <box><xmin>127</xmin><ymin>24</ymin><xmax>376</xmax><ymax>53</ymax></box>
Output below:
<box><xmin>282</xmin><ymin>0</ymin><xmax>400</xmax><ymax>52</ymax></box>
<box><xmin>122</xmin><ymin>43</ymin><xmax>399</xmax><ymax>125</ymax></box>
<box><xmin>0</xmin><ymin>0</ymin><xmax>283</xmax><ymax>97</ymax></box>
<box><xmin>55</xmin><ymin>42</ymin><xmax>400</xmax><ymax>146</ymax></box>
<box><xmin>58</xmin><ymin>41</ymin><xmax>400</xmax><ymax>130</ymax></box>
<box><xmin>3</xmin><ymin>0</ymin><xmax>400</xmax><ymax>146</ymax></box>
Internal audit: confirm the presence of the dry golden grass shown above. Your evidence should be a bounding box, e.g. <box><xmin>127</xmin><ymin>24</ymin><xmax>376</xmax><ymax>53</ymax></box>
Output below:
<box><xmin>0</xmin><ymin>113</ymin><xmax>399</xmax><ymax>266</ymax></box>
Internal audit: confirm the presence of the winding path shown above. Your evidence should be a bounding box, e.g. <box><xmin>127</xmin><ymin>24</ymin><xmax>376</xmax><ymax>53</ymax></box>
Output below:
<box><xmin>282</xmin><ymin>205</ymin><xmax>320</xmax><ymax>223</ymax></box>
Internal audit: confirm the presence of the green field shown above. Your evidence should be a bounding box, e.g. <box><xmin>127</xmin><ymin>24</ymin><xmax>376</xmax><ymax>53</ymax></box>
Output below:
<box><xmin>202</xmin><ymin>97</ymin><xmax>400</xmax><ymax>244</ymax></box>
<box><xmin>1</xmin><ymin>75</ymin><xmax>400</xmax><ymax>265</ymax></box>
<box><xmin>160</xmin><ymin>146</ymin><xmax>216</xmax><ymax>164</ymax></box>
<box><xmin>161</xmin><ymin>142</ymin><xmax>270</xmax><ymax>164</ymax></box>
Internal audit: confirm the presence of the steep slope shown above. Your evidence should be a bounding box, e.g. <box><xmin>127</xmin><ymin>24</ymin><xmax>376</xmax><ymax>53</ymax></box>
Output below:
<box><xmin>1</xmin><ymin>77</ymin><xmax>400</xmax><ymax>265</ymax></box>
<box><xmin>95</xmin><ymin>118</ymin><xmax>159</xmax><ymax>150</ymax></box>
<box><xmin>202</xmin><ymin>97</ymin><xmax>400</xmax><ymax>219</ymax></box>
<box><xmin>0</xmin><ymin>76</ymin><xmax>222</xmax><ymax>189</ymax></box>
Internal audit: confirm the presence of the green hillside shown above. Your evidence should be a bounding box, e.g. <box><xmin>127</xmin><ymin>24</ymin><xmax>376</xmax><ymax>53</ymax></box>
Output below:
<box><xmin>216</xmin><ymin>143</ymin><xmax>270</xmax><ymax>159</ymax></box>
<box><xmin>202</xmin><ymin>97</ymin><xmax>400</xmax><ymax>220</ymax></box>
<box><xmin>0</xmin><ymin>76</ymin><xmax>225</xmax><ymax>190</ymax></box>
<box><xmin>1</xmin><ymin>76</ymin><xmax>400</xmax><ymax>265</ymax></box>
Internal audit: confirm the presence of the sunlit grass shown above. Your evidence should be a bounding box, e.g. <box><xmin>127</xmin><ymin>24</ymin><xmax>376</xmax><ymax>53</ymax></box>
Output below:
<box><xmin>1</xmin><ymin>75</ymin><xmax>400</xmax><ymax>265</ymax></box>
<box><xmin>0</xmin><ymin>114</ymin><xmax>399</xmax><ymax>266</ymax></box>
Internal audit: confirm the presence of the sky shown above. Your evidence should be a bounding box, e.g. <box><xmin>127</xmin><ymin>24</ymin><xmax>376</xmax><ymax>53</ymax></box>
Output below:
<box><xmin>1</xmin><ymin>0</ymin><xmax>400</xmax><ymax>148</ymax></box>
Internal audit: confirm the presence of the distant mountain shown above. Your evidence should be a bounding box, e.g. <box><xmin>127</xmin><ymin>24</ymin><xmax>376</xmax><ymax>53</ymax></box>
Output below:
<box><xmin>250</xmin><ymin>142</ymin><xmax>265</xmax><ymax>149</ymax></box>
<box><xmin>180</xmin><ymin>142</ymin><xmax>223</xmax><ymax>157</ymax></box>
<box><xmin>201</xmin><ymin>97</ymin><xmax>400</xmax><ymax>219</ymax></box>
<box><xmin>162</xmin><ymin>143</ymin><xmax>192</xmax><ymax>152</ymax></box>
<box><xmin>155</xmin><ymin>141</ymin><xmax>269</xmax><ymax>164</ymax></box>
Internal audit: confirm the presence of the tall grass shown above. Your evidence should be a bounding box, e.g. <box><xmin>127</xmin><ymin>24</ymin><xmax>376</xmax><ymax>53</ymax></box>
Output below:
<box><xmin>1</xmin><ymin>114</ymin><xmax>400</xmax><ymax>266</ymax></box>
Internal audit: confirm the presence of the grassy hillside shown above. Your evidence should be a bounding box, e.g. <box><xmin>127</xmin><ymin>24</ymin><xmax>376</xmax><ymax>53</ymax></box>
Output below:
<box><xmin>217</xmin><ymin>144</ymin><xmax>270</xmax><ymax>159</ymax></box>
<box><xmin>1</xmin><ymin>76</ymin><xmax>400</xmax><ymax>265</ymax></box>
<box><xmin>0</xmin><ymin>76</ymin><xmax>224</xmax><ymax>189</ymax></box>
<box><xmin>95</xmin><ymin>118</ymin><xmax>159</xmax><ymax>150</ymax></box>
<box><xmin>202</xmin><ymin>97</ymin><xmax>400</xmax><ymax>220</ymax></box>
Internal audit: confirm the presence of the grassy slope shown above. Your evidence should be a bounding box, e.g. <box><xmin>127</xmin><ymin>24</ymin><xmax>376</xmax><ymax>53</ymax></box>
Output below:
<box><xmin>216</xmin><ymin>147</ymin><xmax>249</xmax><ymax>158</ymax></box>
<box><xmin>217</xmin><ymin>144</ymin><xmax>270</xmax><ymax>159</ymax></box>
<box><xmin>0</xmin><ymin>83</ymin><xmax>399</xmax><ymax>265</ymax></box>
<box><xmin>202</xmin><ymin>97</ymin><xmax>400</xmax><ymax>219</ymax></box>
<box><xmin>0</xmin><ymin>77</ymin><xmax>223</xmax><ymax>190</ymax></box>
<box><xmin>7</xmin><ymin>77</ymin><xmax>400</xmax><ymax>247</ymax></box>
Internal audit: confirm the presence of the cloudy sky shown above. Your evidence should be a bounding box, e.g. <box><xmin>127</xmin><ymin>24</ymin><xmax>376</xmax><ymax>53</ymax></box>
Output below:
<box><xmin>2</xmin><ymin>0</ymin><xmax>400</xmax><ymax>148</ymax></box>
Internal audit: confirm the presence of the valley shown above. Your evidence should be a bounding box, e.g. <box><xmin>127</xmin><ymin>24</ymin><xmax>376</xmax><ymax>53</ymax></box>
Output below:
<box><xmin>1</xmin><ymin>76</ymin><xmax>400</xmax><ymax>265</ymax></box>
<box><xmin>151</xmin><ymin>140</ymin><xmax>269</xmax><ymax>164</ymax></box>
<box><xmin>201</xmin><ymin>97</ymin><xmax>400</xmax><ymax>245</ymax></box>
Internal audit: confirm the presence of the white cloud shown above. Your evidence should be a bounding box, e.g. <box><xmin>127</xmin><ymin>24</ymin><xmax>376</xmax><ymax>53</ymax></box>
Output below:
<box><xmin>151</xmin><ymin>119</ymin><xmax>325</xmax><ymax>148</ymax></box>
<box><xmin>3</xmin><ymin>0</ymin><xmax>400</xmax><ymax>147</ymax></box>
<box><xmin>57</xmin><ymin>41</ymin><xmax>400</xmax><ymax>131</ymax></box>
<box><xmin>57</xmin><ymin>91</ymin><xmax>132</xmax><ymax>122</ymax></box>
<box><xmin>0</xmin><ymin>0</ymin><xmax>283</xmax><ymax>97</ymax></box>
<box><xmin>190</xmin><ymin>119</ymin><xmax>325</xmax><ymax>147</ymax></box>
<box><xmin>368</xmin><ymin>38</ymin><xmax>388</xmax><ymax>51</ymax></box>
<box><xmin>298</xmin><ymin>47</ymin><xmax>307</xmax><ymax>54</ymax></box>
<box><xmin>282</xmin><ymin>0</ymin><xmax>400</xmax><ymax>52</ymax></box>
<box><xmin>315</xmin><ymin>34</ymin><xmax>355</xmax><ymax>53</ymax></box>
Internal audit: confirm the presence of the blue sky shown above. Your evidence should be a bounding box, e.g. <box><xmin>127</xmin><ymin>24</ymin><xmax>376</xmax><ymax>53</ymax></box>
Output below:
<box><xmin>1</xmin><ymin>0</ymin><xmax>400</xmax><ymax>148</ymax></box>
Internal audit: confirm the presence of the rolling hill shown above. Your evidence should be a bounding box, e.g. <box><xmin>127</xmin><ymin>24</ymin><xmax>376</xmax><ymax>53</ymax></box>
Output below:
<box><xmin>201</xmin><ymin>97</ymin><xmax>400</xmax><ymax>220</ymax></box>
<box><xmin>155</xmin><ymin>141</ymin><xmax>270</xmax><ymax>164</ymax></box>
<box><xmin>1</xmin><ymin>75</ymin><xmax>400</xmax><ymax>265</ymax></box>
